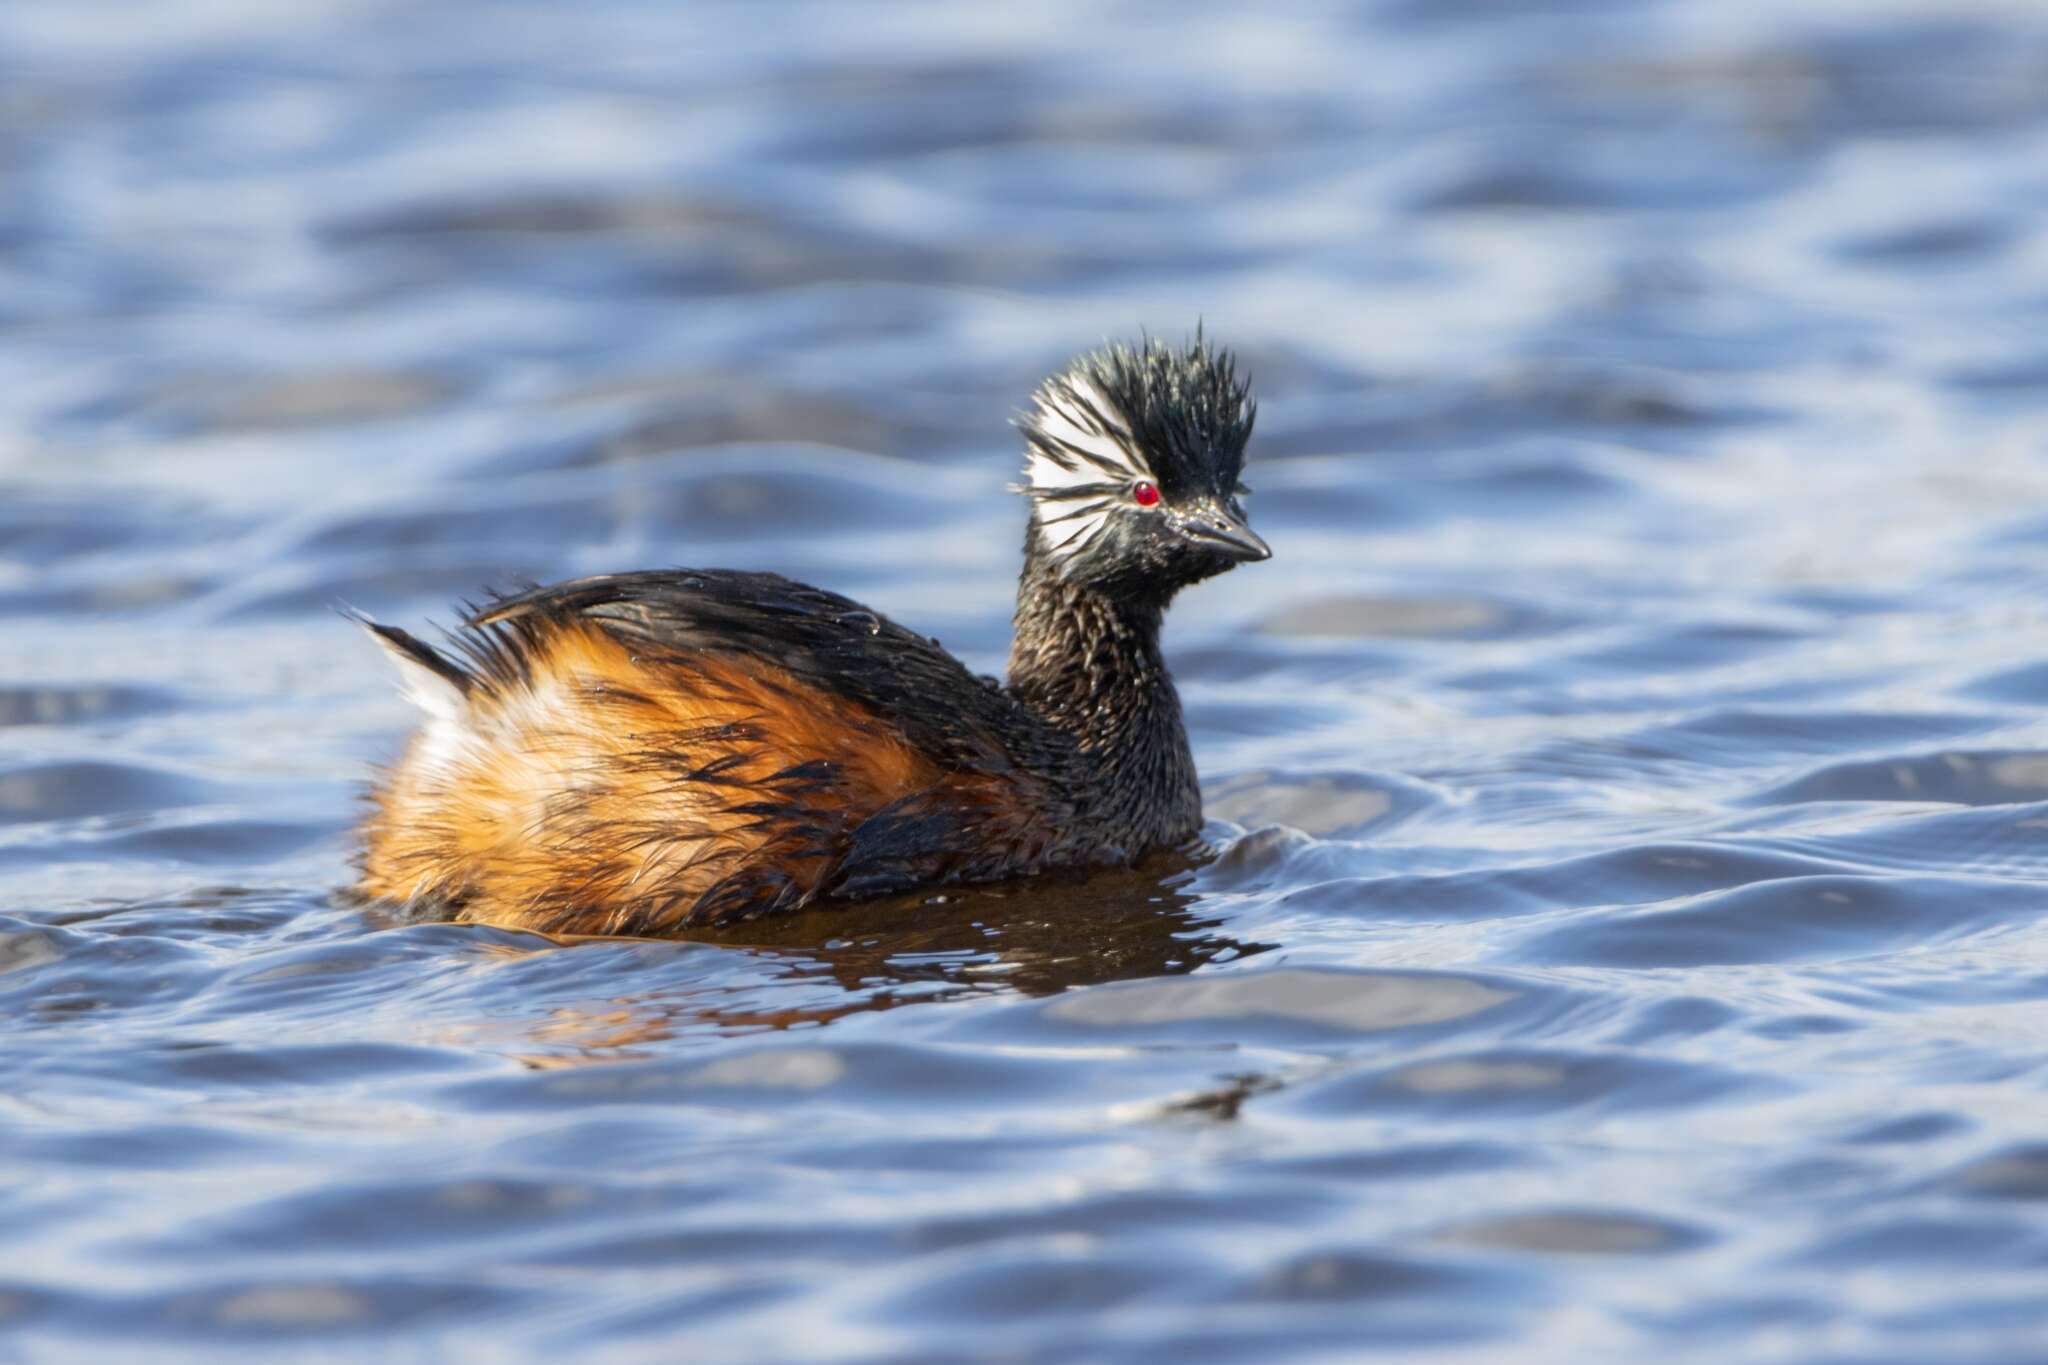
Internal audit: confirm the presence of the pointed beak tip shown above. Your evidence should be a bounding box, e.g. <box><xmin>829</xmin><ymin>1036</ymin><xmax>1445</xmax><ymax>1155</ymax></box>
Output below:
<box><xmin>1182</xmin><ymin>514</ymin><xmax>1272</xmax><ymax>564</ymax></box>
<box><xmin>1228</xmin><ymin>529</ymin><xmax>1272</xmax><ymax>564</ymax></box>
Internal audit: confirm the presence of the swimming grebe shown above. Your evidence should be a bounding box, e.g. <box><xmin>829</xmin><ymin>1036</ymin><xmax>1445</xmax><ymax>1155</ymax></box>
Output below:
<box><xmin>354</xmin><ymin>335</ymin><xmax>1267</xmax><ymax>934</ymax></box>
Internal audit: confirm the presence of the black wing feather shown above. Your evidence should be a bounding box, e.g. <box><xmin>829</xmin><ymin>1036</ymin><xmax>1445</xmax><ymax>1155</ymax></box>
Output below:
<box><xmin>343</xmin><ymin>608</ymin><xmax>472</xmax><ymax>695</ymax></box>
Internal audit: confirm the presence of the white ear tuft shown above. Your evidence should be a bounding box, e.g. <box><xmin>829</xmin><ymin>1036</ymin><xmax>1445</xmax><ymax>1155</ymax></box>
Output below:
<box><xmin>1022</xmin><ymin>377</ymin><xmax>1144</xmax><ymax>495</ymax></box>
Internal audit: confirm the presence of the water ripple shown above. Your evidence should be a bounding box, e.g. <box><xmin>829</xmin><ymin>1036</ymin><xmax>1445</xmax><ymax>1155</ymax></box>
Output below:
<box><xmin>5</xmin><ymin>0</ymin><xmax>2048</xmax><ymax>1360</ymax></box>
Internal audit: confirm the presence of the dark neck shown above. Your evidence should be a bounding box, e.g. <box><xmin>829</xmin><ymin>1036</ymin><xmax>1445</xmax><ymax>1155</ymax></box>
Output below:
<box><xmin>1005</xmin><ymin>542</ymin><xmax>1201</xmax><ymax>848</ymax></box>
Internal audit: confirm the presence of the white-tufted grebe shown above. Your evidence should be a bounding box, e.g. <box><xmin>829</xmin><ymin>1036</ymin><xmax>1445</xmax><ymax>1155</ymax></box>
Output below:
<box><xmin>353</xmin><ymin>334</ymin><xmax>1268</xmax><ymax>934</ymax></box>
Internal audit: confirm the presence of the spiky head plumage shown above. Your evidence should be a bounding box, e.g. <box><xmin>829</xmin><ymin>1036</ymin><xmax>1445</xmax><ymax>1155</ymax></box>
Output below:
<box><xmin>1016</xmin><ymin>334</ymin><xmax>1259</xmax><ymax>592</ymax></box>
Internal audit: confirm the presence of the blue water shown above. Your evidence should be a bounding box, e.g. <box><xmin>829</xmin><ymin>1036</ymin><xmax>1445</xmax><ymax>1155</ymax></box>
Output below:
<box><xmin>6</xmin><ymin>1</ymin><xmax>2048</xmax><ymax>1360</ymax></box>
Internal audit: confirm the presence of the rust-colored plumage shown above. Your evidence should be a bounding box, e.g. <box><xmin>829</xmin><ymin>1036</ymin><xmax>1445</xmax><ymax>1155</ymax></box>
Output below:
<box><xmin>358</xmin><ymin>607</ymin><xmax>1056</xmax><ymax>935</ymax></box>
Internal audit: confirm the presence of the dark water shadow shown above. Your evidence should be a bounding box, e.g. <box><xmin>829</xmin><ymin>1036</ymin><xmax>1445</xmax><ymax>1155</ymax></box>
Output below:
<box><xmin>366</xmin><ymin>852</ymin><xmax>1277</xmax><ymax>1061</ymax></box>
<box><xmin>715</xmin><ymin>851</ymin><xmax>1274</xmax><ymax>996</ymax></box>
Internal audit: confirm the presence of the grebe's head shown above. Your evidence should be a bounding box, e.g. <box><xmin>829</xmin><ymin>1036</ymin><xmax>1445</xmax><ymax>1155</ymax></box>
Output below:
<box><xmin>1017</xmin><ymin>333</ymin><xmax>1267</xmax><ymax>597</ymax></box>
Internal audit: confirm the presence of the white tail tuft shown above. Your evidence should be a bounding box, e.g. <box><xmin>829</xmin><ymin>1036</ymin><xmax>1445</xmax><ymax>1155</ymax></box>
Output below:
<box><xmin>352</xmin><ymin>616</ymin><xmax>467</xmax><ymax>723</ymax></box>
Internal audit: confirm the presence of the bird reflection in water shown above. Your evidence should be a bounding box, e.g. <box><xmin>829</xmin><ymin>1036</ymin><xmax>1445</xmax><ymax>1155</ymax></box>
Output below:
<box><xmin>490</xmin><ymin>851</ymin><xmax>1275</xmax><ymax>1065</ymax></box>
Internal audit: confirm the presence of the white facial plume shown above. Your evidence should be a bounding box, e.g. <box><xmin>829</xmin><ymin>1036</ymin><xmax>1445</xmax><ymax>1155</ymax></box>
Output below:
<box><xmin>1017</xmin><ymin>374</ymin><xmax>1149</xmax><ymax>563</ymax></box>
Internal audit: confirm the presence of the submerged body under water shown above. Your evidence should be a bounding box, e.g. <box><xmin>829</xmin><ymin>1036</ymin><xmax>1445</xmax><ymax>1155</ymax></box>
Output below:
<box><xmin>7</xmin><ymin>1</ymin><xmax>2048</xmax><ymax>1361</ymax></box>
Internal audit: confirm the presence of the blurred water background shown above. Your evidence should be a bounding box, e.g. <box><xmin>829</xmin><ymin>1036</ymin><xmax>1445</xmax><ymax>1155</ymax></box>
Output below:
<box><xmin>5</xmin><ymin>0</ymin><xmax>2048</xmax><ymax>1360</ymax></box>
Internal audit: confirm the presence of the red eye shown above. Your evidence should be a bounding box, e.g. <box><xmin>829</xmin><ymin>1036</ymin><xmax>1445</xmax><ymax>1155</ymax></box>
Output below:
<box><xmin>1131</xmin><ymin>481</ymin><xmax>1160</xmax><ymax>507</ymax></box>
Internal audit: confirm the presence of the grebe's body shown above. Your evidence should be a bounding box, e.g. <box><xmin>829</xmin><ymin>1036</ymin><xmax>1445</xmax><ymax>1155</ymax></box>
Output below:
<box><xmin>355</xmin><ymin>336</ymin><xmax>1267</xmax><ymax>934</ymax></box>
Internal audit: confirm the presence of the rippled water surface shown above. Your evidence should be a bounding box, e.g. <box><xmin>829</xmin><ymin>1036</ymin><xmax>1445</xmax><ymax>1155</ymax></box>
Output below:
<box><xmin>7</xmin><ymin>2</ymin><xmax>2048</xmax><ymax>1360</ymax></box>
